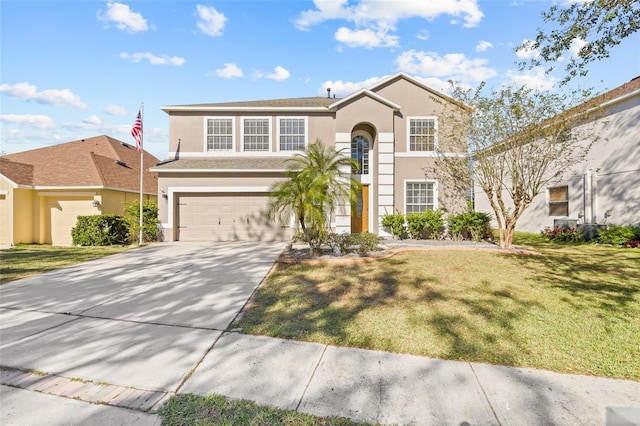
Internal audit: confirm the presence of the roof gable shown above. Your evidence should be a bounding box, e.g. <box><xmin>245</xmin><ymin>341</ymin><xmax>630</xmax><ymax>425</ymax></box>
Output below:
<box><xmin>328</xmin><ymin>89</ymin><xmax>401</xmax><ymax>111</ymax></box>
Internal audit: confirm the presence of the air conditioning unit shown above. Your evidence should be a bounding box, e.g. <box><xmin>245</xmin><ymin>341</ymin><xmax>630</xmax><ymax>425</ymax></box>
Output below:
<box><xmin>553</xmin><ymin>219</ymin><xmax>578</xmax><ymax>230</ymax></box>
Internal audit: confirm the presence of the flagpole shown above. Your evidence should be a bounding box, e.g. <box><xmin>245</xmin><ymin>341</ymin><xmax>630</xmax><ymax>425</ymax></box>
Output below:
<box><xmin>138</xmin><ymin>103</ymin><xmax>144</xmax><ymax>246</ymax></box>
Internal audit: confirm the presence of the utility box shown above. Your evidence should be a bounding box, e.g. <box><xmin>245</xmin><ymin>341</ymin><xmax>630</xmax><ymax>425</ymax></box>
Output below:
<box><xmin>577</xmin><ymin>224</ymin><xmax>607</xmax><ymax>241</ymax></box>
<box><xmin>554</xmin><ymin>219</ymin><xmax>578</xmax><ymax>230</ymax></box>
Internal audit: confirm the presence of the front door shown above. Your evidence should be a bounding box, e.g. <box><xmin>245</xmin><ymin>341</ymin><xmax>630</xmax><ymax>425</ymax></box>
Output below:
<box><xmin>351</xmin><ymin>185</ymin><xmax>369</xmax><ymax>233</ymax></box>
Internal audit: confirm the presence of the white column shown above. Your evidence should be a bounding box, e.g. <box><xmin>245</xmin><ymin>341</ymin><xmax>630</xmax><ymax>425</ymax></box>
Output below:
<box><xmin>378</xmin><ymin>132</ymin><xmax>395</xmax><ymax>236</ymax></box>
<box><xmin>335</xmin><ymin>133</ymin><xmax>352</xmax><ymax>234</ymax></box>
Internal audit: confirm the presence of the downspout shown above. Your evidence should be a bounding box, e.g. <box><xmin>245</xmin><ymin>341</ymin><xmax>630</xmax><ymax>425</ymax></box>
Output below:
<box><xmin>591</xmin><ymin>168</ymin><xmax>598</xmax><ymax>224</ymax></box>
<box><xmin>584</xmin><ymin>169</ymin><xmax>592</xmax><ymax>224</ymax></box>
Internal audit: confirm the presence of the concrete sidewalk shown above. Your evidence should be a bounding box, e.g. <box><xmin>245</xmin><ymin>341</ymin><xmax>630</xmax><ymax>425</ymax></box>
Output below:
<box><xmin>183</xmin><ymin>332</ymin><xmax>640</xmax><ymax>425</ymax></box>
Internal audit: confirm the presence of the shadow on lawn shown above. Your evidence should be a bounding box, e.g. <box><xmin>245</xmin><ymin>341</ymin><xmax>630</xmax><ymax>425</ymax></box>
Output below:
<box><xmin>236</xmin><ymin>253</ymin><xmax>540</xmax><ymax>367</ymax></box>
<box><xmin>500</xmin><ymin>244</ymin><xmax>640</xmax><ymax>316</ymax></box>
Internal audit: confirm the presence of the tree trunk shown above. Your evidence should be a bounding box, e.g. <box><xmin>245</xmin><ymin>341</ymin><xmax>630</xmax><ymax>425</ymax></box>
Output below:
<box><xmin>501</xmin><ymin>223</ymin><xmax>516</xmax><ymax>249</ymax></box>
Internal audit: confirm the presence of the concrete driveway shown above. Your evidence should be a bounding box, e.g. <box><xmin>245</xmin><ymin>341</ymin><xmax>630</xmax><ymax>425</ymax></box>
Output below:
<box><xmin>0</xmin><ymin>241</ymin><xmax>285</xmax><ymax>424</ymax></box>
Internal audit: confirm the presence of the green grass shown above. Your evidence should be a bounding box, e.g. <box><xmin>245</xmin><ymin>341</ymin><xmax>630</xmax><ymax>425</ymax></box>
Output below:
<box><xmin>0</xmin><ymin>244</ymin><xmax>131</xmax><ymax>284</ymax></box>
<box><xmin>159</xmin><ymin>394</ymin><xmax>369</xmax><ymax>426</ymax></box>
<box><xmin>235</xmin><ymin>233</ymin><xmax>640</xmax><ymax>380</ymax></box>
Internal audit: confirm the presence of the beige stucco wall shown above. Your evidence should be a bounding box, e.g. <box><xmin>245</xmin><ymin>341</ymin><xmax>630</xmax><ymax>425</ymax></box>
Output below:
<box><xmin>0</xmin><ymin>187</ymin><xmax>157</xmax><ymax>247</ymax></box>
<box><xmin>168</xmin><ymin>111</ymin><xmax>337</xmax><ymax>155</ymax></box>
<box><xmin>474</xmin><ymin>91</ymin><xmax>640</xmax><ymax>233</ymax></box>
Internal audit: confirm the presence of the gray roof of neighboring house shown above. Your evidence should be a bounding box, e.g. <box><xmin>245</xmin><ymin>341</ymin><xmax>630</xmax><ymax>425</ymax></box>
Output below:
<box><xmin>151</xmin><ymin>157</ymin><xmax>290</xmax><ymax>172</ymax></box>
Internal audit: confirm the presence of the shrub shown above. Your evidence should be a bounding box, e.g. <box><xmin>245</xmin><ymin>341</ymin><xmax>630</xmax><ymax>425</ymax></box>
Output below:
<box><xmin>71</xmin><ymin>215</ymin><xmax>129</xmax><ymax>246</ymax></box>
<box><xmin>346</xmin><ymin>232</ymin><xmax>380</xmax><ymax>254</ymax></box>
<box><xmin>123</xmin><ymin>200</ymin><xmax>159</xmax><ymax>243</ymax></box>
<box><xmin>447</xmin><ymin>211</ymin><xmax>493</xmax><ymax>241</ymax></box>
<box><xmin>381</xmin><ymin>212</ymin><xmax>406</xmax><ymax>239</ymax></box>
<box><xmin>406</xmin><ymin>209</ymin><xmax>445</xmax><ymax>240</ymax></box>
<box><xmin>540</xmin><ymin>226</ymin><xmax>584</xmax><ymax>243</ymax></box>
<box><xmin>596</xmin><ymin>224</ymin><xmax>640</xmax><ymax>246</ymax></box>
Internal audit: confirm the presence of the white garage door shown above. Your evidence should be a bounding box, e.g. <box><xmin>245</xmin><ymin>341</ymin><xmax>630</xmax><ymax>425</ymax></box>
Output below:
<box><xmin>176</xmin><ymin>193</ymin><xmax>290</xmax><ymax>242</ymax></box>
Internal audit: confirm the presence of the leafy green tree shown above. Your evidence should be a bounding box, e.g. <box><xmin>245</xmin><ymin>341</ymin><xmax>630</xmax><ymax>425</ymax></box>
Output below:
<box><xmin>123</xmin><ymin>199</ymin><xmax>159</xmax><ymax>244</ymax></box>
<box><xmin>519</xmin><ymin>1</ymin><xmax>639</xmax><ymax>84</ymax></box>
<box><xmin>268</xmin><ymin>139</ymin><xmax>360</xmax><ymax>254</ymax></box>
<box><xmin>438</xmin><ymin>83</ymin><xmax>603</xmax><ymax>249</ymax></box>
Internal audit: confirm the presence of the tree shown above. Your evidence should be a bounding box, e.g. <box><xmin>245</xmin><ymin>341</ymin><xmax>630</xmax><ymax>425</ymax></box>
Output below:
<box><xmin>438</xmin><ymin>83</ymin><xmax>602</xmax><ymax>249</ymax></box>
<box><xmin>268</xmin><ymin>139</ymin><xmax>360</xmax><ymax>254</ymax></box>
<box><xmin>519</xmin><ymin>0</ymin><xmax>639</xmax><ymax>85</ymax></box>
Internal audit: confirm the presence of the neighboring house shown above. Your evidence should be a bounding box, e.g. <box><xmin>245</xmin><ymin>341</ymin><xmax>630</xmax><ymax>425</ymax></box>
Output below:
<box><xmin>0</xmin><ymin>135</ymin><xmax>159</xmax><ymax>247</ymax></box>
<box><xmin>474</xmin><ymin>76</ymin><xmax>640</xmax><ymax>233</ymax></box>
<box><xmin>152</xmin><ymin>73</ymin><xmax>470</xmax><ymax>242</ymax></box>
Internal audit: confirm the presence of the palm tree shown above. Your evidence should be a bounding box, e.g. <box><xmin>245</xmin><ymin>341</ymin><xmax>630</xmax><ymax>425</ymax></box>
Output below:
<box><xmin>268</xmin><ymin>139</ymin><xmax>360</xmax><ymax>254</ymax></box>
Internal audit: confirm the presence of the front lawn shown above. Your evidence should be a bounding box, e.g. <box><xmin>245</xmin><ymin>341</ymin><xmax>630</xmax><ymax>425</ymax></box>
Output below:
<box><xmin>0</xmin><ymin>244</ymin><xmax>131</xmax><ymax>284</ymax></box>
<box><xmin>235</xmin><ymin>233</ymin><xmax>640</xmax><ymax>380</ymax></box>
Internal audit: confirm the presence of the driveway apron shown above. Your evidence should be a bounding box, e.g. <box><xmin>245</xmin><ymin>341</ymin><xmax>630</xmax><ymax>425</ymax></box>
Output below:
<box><xmin>0</xmin><ymin>241</ymin><xmax>284</xmax><ymax>396</ymax></box>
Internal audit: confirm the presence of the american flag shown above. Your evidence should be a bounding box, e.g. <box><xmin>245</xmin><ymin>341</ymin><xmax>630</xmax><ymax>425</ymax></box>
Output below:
<box><xmin>131</xmin><ymin>109</ymin><xmax>142</xmax><ymax>152</ymax></box>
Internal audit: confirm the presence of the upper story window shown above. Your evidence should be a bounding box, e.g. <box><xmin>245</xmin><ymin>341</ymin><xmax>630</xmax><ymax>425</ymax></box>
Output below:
<box><xmin>278</xmin><ymin>118</ymin><xmax>306</xmax><ymax>151</ymax></box>
<box><xmin>206</xmin><ymin>118</ymin><xmax>234</xmax><ymax>151</ymax></box>
<box><xmin>242</xmin><ymin>117</ymin><xmax>271</xmax><ymax>151</ymax></box>
<box><xmin>406</xmin><ymin>181</ymin><xmax>436</xmax><ymax>213</ymax></box>
<box><xmin>408</xmin><ymin>117</ymin><xmax>437</xmax><ymax>152</ymax></box>
<box><xmin>351</xmin><ymin>135</ymin><xmax>369</xmax><ymax>175</ymax></box>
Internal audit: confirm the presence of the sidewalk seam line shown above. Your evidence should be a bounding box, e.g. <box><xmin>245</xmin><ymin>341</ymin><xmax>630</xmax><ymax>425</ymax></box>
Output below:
<box><xmin>295</xmin><ymin>344</ymin><xmax>328</xmax><ymax>412</ymax></box>
<box><xmin>469</xmin><ymin>362</ymin><xmax>502</xmax><ymax>426</ymax></box>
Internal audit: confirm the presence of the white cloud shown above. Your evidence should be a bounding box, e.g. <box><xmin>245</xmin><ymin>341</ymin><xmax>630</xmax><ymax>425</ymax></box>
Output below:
<box><xmin>319</xmin><ymin>75</ymin><xmax>388</xmax><ymax>97</ymax></box>
<box><xmin>504</xmin><ymin>67</ymin><xmax>557</xmax><ymax>90</ymax></box>
<box><xmin>334</xmin><ymin>27</ymin><xmax>399</xmax><ymax>48</ymax></box>
<box><xmin>104</xmin><ymin>104</ymin><xmax>127</xmax><ymax>116</ymax></box>
<box><xmin>568</xmin><ymin>37</ymin><xmax>587</xmax><ymax>58</ymax></box>
<box><xmin>396</xmin><ymin>50</ymin><xmax>497</xmax><ymax>83</ymax></box>
<box><xmin>295</xmin><ymin>0</ymin><xmax>484</xmax><ymax>31</ymax></box>
<box><xmin>215</xmin><ymin>63</ymin><xmax>243</xmax><ymax>79</ymax></box>
<box><xmin>197</xmin><ymin>4</ymin><xmax>227</xmax><ymax>36</ymax></box>
<box><xmin>97</xmin><ymin>2</ymin><xmax>148</xmax><ymax>33</ymax></box>
<box><xmin>475</xmin><ymin>40</ymin><xmax>493</xmax><ymax>52</ymax></box>
<box><xmin>120</xmin><ymin>52</ymin><xmax>185</xmax><ymax>66</ymax></box>
<box><xmin>0</xmin><ymin>82</ymin><xmax>88</xmax><ymax>110</ymax></box>
<box><xmin>83</xmin><ymin>115</ymin><xmax>102</xmax><ymax>125</ymax></box>
<box><xmin>416</xmin><ymin>29</ymin><xmax>429</xmax><ymax>41</ymax></box>
<box><xmin>515</xmin><ymin>38</ymin><xmax>539</xmax><ymax>59</ymax></box>
<box><xmin>0</xmin><ymin>114</ymin><xmax>55</xmax><ymax>129</ymax></box>
<box><xmin>265</xmin><ymin>66</ymin><xmax>291</xmax><ymax>82</ymax></box>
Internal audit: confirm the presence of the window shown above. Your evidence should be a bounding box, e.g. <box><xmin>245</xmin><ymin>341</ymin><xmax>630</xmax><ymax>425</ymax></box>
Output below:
<box><xmin>206</xmin><ymin>118</ymin><xmax>233</xmax><ymax>151</ymax></box>
<box><xmin>408</xmin><ymin>117</ymin><xmax>437</xmax><ymax>151</ymax></box>
<box><xmin>549</xmin><ymin>186</ymin><xmax>568</xmax><ymax>216</ymax></box>
<box><xmin>279</xmin><ymin>118</ymin><xmax>306</xmax><ymax>151</ymax></box>
<box><xmin>406</xmin><ymin>181</ymin><xmax>435</xmax><ymax>213</ymax></box>
<box><xmin>351</xmin><ymin>135</ymin><xmax>369</xmax><ymax>174</ymax></box>
<box><xmin>243</xmin><ymin>118</ymin><xmax>270</xmax><ymax>151</ymax></box>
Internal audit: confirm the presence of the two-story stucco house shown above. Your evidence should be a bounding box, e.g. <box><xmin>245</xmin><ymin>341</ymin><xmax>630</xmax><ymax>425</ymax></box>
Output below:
<box><xmin>152</xmin><ymin>73</ymin><xmax>469</xmax><ymax>242</ymax></box>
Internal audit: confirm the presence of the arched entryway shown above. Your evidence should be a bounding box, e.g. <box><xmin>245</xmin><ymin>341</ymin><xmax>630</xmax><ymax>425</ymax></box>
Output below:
<box><xmin>350</xmin><ymin>124</ymin><xmax>376</xmax><ymax>233</ymax></box>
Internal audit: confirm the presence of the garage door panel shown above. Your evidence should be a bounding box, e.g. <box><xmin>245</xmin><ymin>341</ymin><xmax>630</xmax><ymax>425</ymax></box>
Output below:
<box><xmin>176</xmin><ymin>194</ymin><xmax>290</xmax><ymax>242</ymax></box>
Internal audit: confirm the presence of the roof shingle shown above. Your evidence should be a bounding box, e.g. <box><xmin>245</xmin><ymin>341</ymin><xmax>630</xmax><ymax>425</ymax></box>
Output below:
<box><xmin>1</xmin><ymin>135</ymin><xmax>159</xmax><ymax>193</ymax></box>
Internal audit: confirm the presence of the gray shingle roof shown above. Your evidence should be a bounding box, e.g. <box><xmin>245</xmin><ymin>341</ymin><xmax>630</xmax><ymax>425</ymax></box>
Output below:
<box><xmin>152</xmin><ymin>157</ymin><xmax>289</xmax><ymax>171</ymax></box>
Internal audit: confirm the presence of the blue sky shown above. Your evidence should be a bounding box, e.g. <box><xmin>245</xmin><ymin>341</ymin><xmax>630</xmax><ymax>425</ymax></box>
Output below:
<box><xmin>2</xmin><ymin>0</ymin><xmax>638</xmax><ymax>160</ymax></box>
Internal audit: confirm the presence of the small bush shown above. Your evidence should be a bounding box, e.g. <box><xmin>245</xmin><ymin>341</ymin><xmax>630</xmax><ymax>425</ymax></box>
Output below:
<box><xmin>381</xmin><ymin>212</ymin><xmax>406</xmax><ymax>239</ymax></box>
<box><xmin>448</xmin><ymin>211</ymin><xmax>493</xmax><ymax>241</ymax></box>
<box><xmin>71</xmin><ymin>215</ymin><xmax>129</xmax><ymax>246</ymax></box>
<box><xmin>123</xmin><ymin>200</ymin><xmax>159</xmax><ymax>243</ymax></box>
<box><xmin>540</xmin><ymin>226</ymin><xmax>584</xmax><ymax>243</ymax></box>
<box><xmin>596</xmin><ymin>224</ymin><xmax>639</xmax><ymax>246</ymax></box>
<box><xmin>406</xmin><ymin>209</ymin><xmax>445</xmax><ymax>240</ymax></box>
<box><xmin>346</xmin><ymin>232</ymin><xmax>380</xmax><ymax>254</ymax></box>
